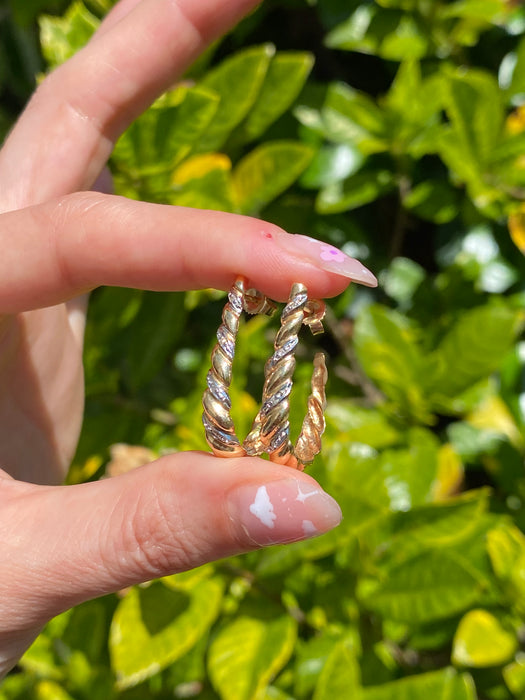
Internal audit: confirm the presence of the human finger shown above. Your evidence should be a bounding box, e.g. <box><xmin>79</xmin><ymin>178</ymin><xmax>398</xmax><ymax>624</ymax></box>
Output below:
<box><xmin>0</xmin><ymin>193</ymin><xmax>377</xmax><ymax>313</ymax></box>
<box><xmin>0</xmin><ymin>0</ymin><xmax>261</xmax><ymax>210</ymax></box>
<box><xmin>0</xmin><ymin>454</ymin><xmax>341</xmax><ymax>676</ymax></box>
<box><xmin>95</xmin><ymin>0</ymin><xmax>143</xmax><ymax>36</ymax></box>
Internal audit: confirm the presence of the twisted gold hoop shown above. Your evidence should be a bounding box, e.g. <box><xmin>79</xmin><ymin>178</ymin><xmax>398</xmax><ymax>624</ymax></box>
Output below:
<box><xmin>202</xmin><ymin>276</ymin><xmax>276</xmax><ymax>457</ymax></box>
<box><xmin>203</xmin><ymin>278</ymin><xmax>328</xmax><ymax>470</ymax></box>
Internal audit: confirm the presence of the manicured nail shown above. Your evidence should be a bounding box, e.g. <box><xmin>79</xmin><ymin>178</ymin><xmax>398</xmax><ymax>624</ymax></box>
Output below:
<box><xmin>276</xmin><ymin>233</ymin><xmax>378</xmax><ymax>287</ymax></box>
<box><xmin>229</xmin><ymin>478</ymin><xmax>342</xmax><ymax>547</ymax></box>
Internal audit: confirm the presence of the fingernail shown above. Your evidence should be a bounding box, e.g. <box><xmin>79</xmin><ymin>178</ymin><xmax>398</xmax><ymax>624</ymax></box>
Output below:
<box><xmin>276</xmin><ymin>233</ymin><xmax>378</xmax><ymax>287</ymax></box>
<box><xmin>229</xmin><ymin>478</ymin><xmax>342</xmax><ymax>547</ymax></box>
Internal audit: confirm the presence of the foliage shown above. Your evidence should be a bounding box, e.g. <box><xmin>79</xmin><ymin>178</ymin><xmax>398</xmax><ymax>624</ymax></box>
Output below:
<box><xmin>2</xmin><ymin>0</ymin><xmax>525</xmax><ymax>698</ymax></box>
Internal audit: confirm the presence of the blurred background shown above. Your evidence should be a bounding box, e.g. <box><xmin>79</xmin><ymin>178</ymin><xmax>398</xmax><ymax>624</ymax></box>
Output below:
<box><xmin>1</xmin><ymin>1</ymin><xmax>525</xmax><ymax>698</ymax></box>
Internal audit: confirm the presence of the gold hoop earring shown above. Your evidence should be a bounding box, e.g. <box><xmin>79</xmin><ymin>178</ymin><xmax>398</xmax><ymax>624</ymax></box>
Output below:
<box><xmin>202</xmin><ymin>276</ymin><xmax>276</xmax><ymax>457</ymax></box>
<box><xmin>243</xmin><ymin>283</ymin><xmax>327</xmax><ymax>470</ymax></box>
<box><xmin>203</xmin><ymin>278</ymin><xmax>328</xmax><ymax>470</ymax></box>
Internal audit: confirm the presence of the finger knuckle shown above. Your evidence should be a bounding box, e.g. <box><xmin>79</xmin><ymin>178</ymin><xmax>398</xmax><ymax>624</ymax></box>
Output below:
<box><xmin>109</xmin><ymin>466</ymin><xmax>201</xmax><ymax>580</ymax></box>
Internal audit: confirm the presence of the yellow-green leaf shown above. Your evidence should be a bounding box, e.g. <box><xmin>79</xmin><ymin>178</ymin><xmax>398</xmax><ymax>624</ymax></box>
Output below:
<box><xmin>238</xmin><ymin>52</ymin><xmax>314</xmax><ymax>143</ymax></box>
<box><xmin>233</xmin><ymin>141</ymin><xmax>314</xmax><ymax>215</ymax></box>
<box><xmin>197</xmin><ymin>45</ymin><xmax>275</xmax><ymax>153</ymax></box>
<box><xmin>34</xmin><ymin>681</ymin><xmax>75</xmax><ymax>700</ymax></box>
<box><xmin>487</xmin><ymin>523</ymin><xmax>525</xmax><ymax>615</ymax></box>
<box><xmin>313</xmin><ymin>639</ymin><xmax>362</xmax><ymax>700</ymax></box>
<box><xmin>110</xmin><ymin>578</ymin><xmax>223</xmax><ymax>689</ymax></box>
<box><xmin>362</xmin><ymin>668</ymin><xmax>476</xmax><ymax>700</ymax></box>
<box><xmin>39</xmin><ymin>1</ymin><xmax>98</xmax><ymax>69</ymax></box>
<box><xmin>452</xmin><ymin>609</ymin><xmax>518</xmax><ymax>667</ymax></box>
<box><xmin>208</xmin><ymin>615</ymin><xmax>297</xmax><ymax>700</ymax></box>
<box><xmin>504</xmin><ymin>655</ymin><xmax>525</xmax><ymax>695</ymax></box>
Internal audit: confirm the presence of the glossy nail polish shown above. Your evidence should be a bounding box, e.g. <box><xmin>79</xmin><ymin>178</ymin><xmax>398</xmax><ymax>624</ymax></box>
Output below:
<box><xmin>229</xmin><ymin>478</ymin><xmax>342</xmax><ymax>547</ymax></box>
<box><xmin>276</xmin><ymin>233</ymin><xmax>378</xmax><ymax>287</ymax></box>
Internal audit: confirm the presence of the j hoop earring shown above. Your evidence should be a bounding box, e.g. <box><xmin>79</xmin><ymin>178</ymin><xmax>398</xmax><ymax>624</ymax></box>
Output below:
<box><xmin>243</xmin><ymin>283</ymin><xmax>327</xmax><ymax>470</ymax></box>
<box><xmin>203</xmin><ymin>278</ymin><xmax>328</xmax><ymax>470</ymax></box>
<box><xmin>202</xmin><ymin>276</ymin><xmax>276</xmax><ymax>457</ymax></box>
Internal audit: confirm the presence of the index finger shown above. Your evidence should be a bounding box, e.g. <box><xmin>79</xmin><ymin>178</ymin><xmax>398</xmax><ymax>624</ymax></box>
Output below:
<box><xmin>0</xmin><ymin>0</ymin><xmax>261</xmax><ymax>211</ymax></box>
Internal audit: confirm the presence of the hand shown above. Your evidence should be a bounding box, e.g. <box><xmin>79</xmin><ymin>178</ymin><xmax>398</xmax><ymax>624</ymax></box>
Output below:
<box><xmin>0</xmin><ymin>0</ymin><xmax>376</xmax><ymax>677</ymax></box>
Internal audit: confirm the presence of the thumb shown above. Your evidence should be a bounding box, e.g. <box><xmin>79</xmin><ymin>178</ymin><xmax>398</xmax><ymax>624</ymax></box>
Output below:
<box><xmin>1</xmin><ymin>453</ymin><xmax>341</xmax><ymax>634</ymax></box>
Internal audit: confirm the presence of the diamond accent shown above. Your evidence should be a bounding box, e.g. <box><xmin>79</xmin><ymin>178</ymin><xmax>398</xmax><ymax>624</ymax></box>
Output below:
<box><xmin>202</xmin><ymin>415</ymin><xmax>239</xmax><ymax>447</ymax></box>
<box><xmin>217</xmin><ymin>326</ymin><xmax>235</xmax><ymax>359</ymax></box>
<box><xmin>269</xmin><ymin>425</ymin><xmax>289</xmax><ymax>452</ymax></box>
<box><xmin>261</xmin><ymin>379</ymin><xmax>292</xmax><ymax>416</ymax></box>
<box><xmin>267</xmin><ymin>337</ymin><xmax>298</xmax><ymax>369</ymax></box>
<box><xmin>228</xmin><ymin>288</ymin><xmax>243</xmax><ymax>315</ymax></box>
<box><xmin>206</xmin><ymin>371</ymin><xmax>231</xmax><ymax>408</ymax></box>
<box><xmin>282</xmin><ymin>292</ymin><xmax>307</xmax><ymax>318</ymax></box>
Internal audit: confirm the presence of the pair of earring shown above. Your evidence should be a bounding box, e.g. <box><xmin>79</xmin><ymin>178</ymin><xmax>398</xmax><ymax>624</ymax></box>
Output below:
<box><xmin>202</xmin><ymin>276</ymin><xmax>327</xmax><ymax>471</ymax></box>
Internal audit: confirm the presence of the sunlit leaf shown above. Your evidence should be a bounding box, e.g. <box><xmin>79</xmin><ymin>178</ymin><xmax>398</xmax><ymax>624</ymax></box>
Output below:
<box><xmin>359</xmin><ymin>547</ymin><xmax>491</xmax><ymax>623</ymax></box>
<box><xmin>208</xmin><ymin>615</ymin><xmax>297</xmax><ymax>700</ymax></box>
<box><xmin>353</xmin><ymin>305</ymin><xmax>432</xmax><ymax>422</ymax></box>
<box><xmin>403</xmin><ymin>179</ymin><xmax>460</xmax><ymax>224</ymax></box>
<box><xmin>426</xmin><ymin>304</ymin><xmax>522</xmax><ymax>402</ymax></box>
<box><xmin>503</xmin><ymin>655</ymin><xmax>525</xmax><ymax>696</ymax></box>
<box><xmin>452</xmin><ymin>609</ymin><xmax>518</xmax><ymax>667</ymax></box>
<box><xmin>196</xmin><ymin>44</ymin><xmax>275</xmax><ymax>153</ymax></box>
<box><xmin>487</xmin><ymin>522</ymin><xmax>525</xmax><ymax>615</ymax></box>
<box><xmin>313</xmin><ymin>638</ymin><xmax>362</xmax><ymax>700</ymax></box>
<box><xmin>508</xmin><ymin>207</ymin><xmax>525</xmax><ymax>255</ymax></box>
<box><xmin>34</xmin><ymin>681</ymin><xmax>75</xmax><ymax>700</ymax></box>
<box><xmin>233</xmin><ymin>141</ymin><xmax>314</xmax><ymax>215</ymax></box>
<box><xmin>238</xmin><ymin>52</ymin><xmax>314</xmax><ymax>143</ymax></box>
<box><xmin>362</xmin><ymin>668</ymin><xmax>476</xmax><ymax>700</ymax></box>
<box><xmin>110</xmin><ymin>578</ymin><xmax>223</xmax><ymax>689</ymax></box>
<box><xmin>39</xmin><ymin>1</ymin><xmax>98</xmax><ymax>68</ymax></box>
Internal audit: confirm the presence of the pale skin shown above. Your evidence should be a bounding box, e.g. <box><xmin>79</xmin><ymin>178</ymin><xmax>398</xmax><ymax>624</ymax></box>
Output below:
<box><xmin>0</xmin><ymin>0</ymin><xmax>373</xmax><ymax>677</ymax></box>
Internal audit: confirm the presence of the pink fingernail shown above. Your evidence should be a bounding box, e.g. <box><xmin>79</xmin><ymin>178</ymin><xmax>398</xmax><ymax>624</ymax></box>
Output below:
<box><xmin>275</xmin><ymin>233</ymin><xmax>378</xmax><ymax>287</ymax></box>
<box><xmin>229</xmin><ymin>478</ymin><xmax>342</xmax><ymax>547</ymax></box>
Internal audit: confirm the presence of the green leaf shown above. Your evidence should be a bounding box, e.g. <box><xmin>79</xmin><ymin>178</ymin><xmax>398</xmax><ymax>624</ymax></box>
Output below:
<box><xmin>487</xmin><ymin>522</ymin><xmax>525</xmax><ymax>615</ymax></box>
<box><xmin>362</xmin><ymin>668</ymin><xmax>476</xmax><ymax>700</ymax></box>
<box><xmin>238</xmin><ymin>52</ymin><xmax>314</xmax><ymax>143</ymax></box>
<box><xmin>321</xmin><ymin>82</ymin><xmax>387</xmax><ymax>151</ymax></box>
<box><xmin>110</xmin><ymin>578</ymin><xmax>223</xmax><ymax>689</ymax></box>
<box><xmin>112</xmin><ymin>87</ymin><xmax>220</xmax><ymax>181</ymax></box>
<box><xmin>208</xmin><ymin>615</ymin><xmax>297</xmax><ymax>700</ymax></box>
<box><xmin>20</xmin><ymin>633</ymin><xmax>63</xmax><ymax>681</ymax></box>
<box><xmin>443</xmin><ymin>69</ymin><xmax>504</xmax><ymax>163</ymax></box>
<box><xmin>316</xmin><ymin>169</ymin><xmax>395</xmax><ymax>214</ymax></box>
<box><xmin>39</xmin><ymin>1</ymin><xmax>98</xmax><ymax>69</ymax></box>
<box><xmin>196</xmin><ymin>45</ymin><xmax>275</xmax><ymax>153</ymax></box>
<box><xmin>324</xmin><ymin>401</ymin><xmax>400</xmax><ymax>450</ymax></box>
<box><xmin>313</xmin><ymin>639</ymin><xmax>362</xmax><ymax>700</ymax></box>
<box><xmin>380</xmin><ymin>491</ymin><xmax>489</xmax><ymax>563</ymax></box>
<box><xmin>452</xmin><ymin>609</ymin><xmax>518</xmax><ymax>667</ymax></box>
<box><xmin>447</xmin><ymin>421</ymin><xmax>504</xmax><ymax>461</ymax></box>
<box><xmin>120</xmin><ymin>292</ymin><xmax>187</xmax><ymax>390</ymax></box>
<box><xmin>403</xmin><ymin>180</ymin><xmax>461</xmax><ymax>224</ymax></box>
<box><xmin>294</xmin><ymin>631</ymin><xmax>343</xmax><ymax>698</ymax></box>
<box><xmin>328</xmin><ymin>443</ymin><xmax>390</xmax><ymax>535</ymax></box>
<box><xmin>300</xmin><ymin>143</ymin><xmax>364</xmax><ymax>189</ymax></box>
<box><xmin>384</xmin><ymin>61</ymin><xmax>442</xmax><ymax>125</ymax></box>
<box><xmin>426</xmin><ymin>304</ymin><xmax>522</xmax><ymax>401</ymax></box>
<box><xmin>325</xmin><ymin>6</ymin><xmax>428</xmax><ymax>60</ymax></box>
<box><xmin>170</xmin><ymin>153</ymin><xmax>234</xmax><ymax>211</ymax></box>
<box><xmin>359</xmin><ymin>548</ymin><xmax>491</xmax><ymax>624</ymax></box>
<box><xmin>505</xmin><ymin>35</ymin><xmax>525</xmax><ymax>100</ymax></box>
<box><xmin>378</xmin><ymin>428</ymin><xmax>440</xmax><ymax>511</ymax></box>
<box><xmin>353</xmin><ymin>305</ymin><xmax>432</xmax><ymax>422</ymax></box>
<box><xmin>437</xmin><ymin>68</ymin><xmax>505</xmax><ymax>210</ymax></box>
<box><xmin>34</xmin><ymin>681</ymin><xmax>76</xmax><ymax>700</ymax></box>
<box><xmin>233</xmin><ymin>141</ymin><xmax>314</xmax><ymax>215</ymax></box>
<box><xmin>503</xmin><ymin>656</ymin><xmax>525</xmax><ymax>696</ymax></box>
<box><xmin>382</xmin><ymin>257</ymin><xmax>426</xmax><ymax>308</ymax></box>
